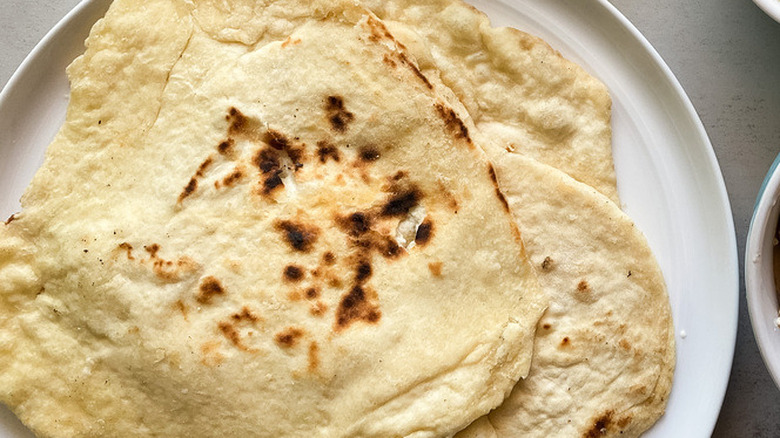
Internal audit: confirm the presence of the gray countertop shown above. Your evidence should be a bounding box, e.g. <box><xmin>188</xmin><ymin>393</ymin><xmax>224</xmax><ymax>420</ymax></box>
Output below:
<box><xmin>1</xmin><ymin>0</ymin><xmax>779</xmax><ymax>436</ymax></box>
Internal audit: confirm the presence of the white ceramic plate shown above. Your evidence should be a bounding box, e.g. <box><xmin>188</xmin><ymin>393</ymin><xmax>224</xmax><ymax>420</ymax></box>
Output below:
<box><xmin>0</xmin><ymin>0</ymin><xmax>738</xmax><ymax>437</ymax></box>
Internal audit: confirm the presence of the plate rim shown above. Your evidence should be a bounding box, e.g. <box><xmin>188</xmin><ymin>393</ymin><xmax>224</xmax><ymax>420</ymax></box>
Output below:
<box><xmin>596</xmin><ymin>0</ymin><xmax>739</xmax><ymax>432</ymax></box>
<box><xmin>0</xmin><ymin>0</ymin><xmax>91</xmax><ymax>104</ymax></box>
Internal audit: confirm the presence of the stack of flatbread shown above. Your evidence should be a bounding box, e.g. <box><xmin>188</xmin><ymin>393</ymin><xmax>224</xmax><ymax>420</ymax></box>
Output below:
<box><xmin>0</xmin><ymin>0</ymin><xmax>673</xmax><ymax>437</ymax></box>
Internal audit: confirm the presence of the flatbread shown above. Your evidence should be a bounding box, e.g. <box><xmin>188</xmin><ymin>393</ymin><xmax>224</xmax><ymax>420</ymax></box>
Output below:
<box><xmin>0</xmin><ymin>1</ymin><xmax>547</xmax><ymax>436</ymax></box>
<box><xmin>456</xmin><ymin>154</ymin><xmax>674</xmax><ymax>438</ymax></box>
<box><xmin>357</xmin><ymin>3</ymin><xmax>673</xmax><ymax>434</ymax></box>
<box><xmin>363</xmin><ymin>0</ymin><xmax>619</xmax><ymax>203</ymax></box>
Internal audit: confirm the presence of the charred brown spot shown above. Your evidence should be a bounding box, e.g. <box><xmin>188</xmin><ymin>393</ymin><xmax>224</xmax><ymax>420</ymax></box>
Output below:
<box><xmin>355</xmin><ymin>260</ymin><xmax>372</xmax><ymax>283</ymax></box>
<box><xmin>380</xmin><ymin>236</ymin><xmax>403</xmax><ymax>259</ymax></box>
<box><xmin>144</xmin><ymin>244</ymin><xmax>160</xmax><ymax>257</ymax></box>
<box><xmin>496</xmin><ymin>189</ymin><xmax>511</xmax><ymax>213</ymax></box>
<box><xmin>434</xmin><ymin>103</ymin><xmax>471</xmax><ymax>143</ymax></box>
<box><xmin>4</xmin><ymin>214</ymin><xmax>16</xmax><ymax>225</ymax></box>
<box><xmin>354</xmin><ymin>238</ymin><xmax>372</xmax><ymax>251</ymax></box>
<box><xmin>151</xmin><ymin>256</ymin><xmax>198</xmax><ymax>282</ymax></box>
<box><xmin>325</xmin><ymin>96</ymin><xmax>354</xmax><ymax>133</ymax></box>
<box><xmin>288</xmin><ymin>148</ymin><xmax>305</xmax><ymax>168</ymax></box>
<box><xmin>380</xmin><ymin>188</ymin><xmax>422</xmax><ymax>217</ymax></box>
<box><xmin>487</xmin><ymin>165</ymin><xmax>510</xmax><ymax>212</ymax></box>
<box><xmin>561</xmin><ymin>337</ymin><xmax>570</xmax><ymax>346</ymax></box>
<box><xmin>218</xmin><ymin>322</ymin><xmax>243</xmax><ymax>348</ymax></box>
<box><xmin>338</xmin><ymin>212</ymin><xmax>372</xmax><ymax>236</ymax></box>
<box><xmin>428</xmin><ymin>261</ymin><xmax>443</xmax><ymax>277</ymax></box>
<box><xmin>255</xmin><ymin>148</ymin><xmax>281</xmax><ymax>174</ymax></box>
<box><xmin>391</xmin><ymin>171</ymin><xmax>407</xmax><ymax>182</ymax></box>
<box><xmin>263</xmin><ymin>173</ymin><xmax>284</xmax><ymax>193</ymax></box>
<box><xmin>330</xmin><ymin>114</ymin><xmax>351</xmax><ymax>133</ymax></box>
<box><xmin>366</xmin><ymin>15</ymin><xmax>395</xmax><ymax>42</ymax></box>
<box><xmin>196</xmin><ymin>157</ymin><xmax>214</xmax><ymax>177</ymax></box>
<box><xmin>584</xmin><ymin>411</ymin><xmax>614</xmax><ymax>438</ymax></box>
<box><xmin>359</xmin><ymin>146</ymin><xmax>380</xmax><ymax>162</ymax></box>
<box><xmin>118</xmin><ymin>242</ymin><xmax>134</xmax><ymax>260</ymax></box>
<box><xmin>310</xmin><ymin>300</ymin><xmax>328</xmax><ymax>316</ymax></box>
<box><xmin>398</xmin><ymin>52</ymin><xmax>433</xmax><ymax>90</ymax></box>
<box><xmin>341</xmin><ymin>286</ymin><xmax>364</xmax><ymax>309</ymax></box>
<box><xmin>336</xmin><ymin>285</ymin><xmax>381</xmax><ymax>330</ymax></box>
<box><xmin>174</xmin><ymin>300</ymin><xmax>188</xmax><ymax>321</ymax></box>
<box><xmin>227</xmin><ymin>107</ymin><xmax>249</xmax><ymax>135</ymax></box>
<box><xmin>326</xmin><ymin>95</ymin><xmax>345</xmax><ymax>110</ymax></box>
<box><xmin>178</xmin><ymin>178</ymin><xmax>198</xmax><ymax>203</ymax></box>
<box><xmin>217</xmin><ymin>321</ymin><xmax>256</xmax><ymax>352</ymax></box>
<box><xmin>350</xmin><ymin>232</ymin><xmax>401</xmax><ymax>260</ymax></box>
<box><xmin>619</xmin><ymin>339</ymin><xmax>631</xmax><ymax>351</ymax></box>
<box><xmin>265</xmin><ymin>129</ymin><xmax>289</xmax><ymax>151</ymax></box>
<box><xmin>254</xmin><ymin>148</ymin><xmax>285</xmax><ymax>195</ymax></box>
<box><xmin>275</xmin><ymin>327</ymin><xmax>304</xmax><ymax>348</ymax></box>
<box><xmin>364</xmin><ymin>15</ymin><xmax>406</xmax><ymax>51</ymax></box>
<box><xmin>197</xmin><ymin>276</ymin><xmax>225</xmax><ymax>304</ymax></box>
<box><xmin>287</xmin><ymin>290</ymin><xmax>302</xmax><ymax>301</ymax></box>
<box><xmin>415</xmin><ymin>219</ymin><xmax>434</xmax><ymax>246</ymax></box>
<box><xmin>306</xmin><ymin>287</ymin><xmax>320</xmax><ymax>299</ymax></box>
<box><xmin>487</xmin><ymin>164</ymin><xmax>499</xmax><ymax>184</ymax></box>
<box><xmin>218</xmin><ymin>138</ymin><xmax>235</xmax><ymax>155</ymax></box>
<box><xmin>264</xmin><ymin>130</ymin><xmax>304</xmax><ymax>167</ymax></box>
<box><xmin>541</xmin><ymin>256</ymin><xmax>554</xmax><ymax>271</ymax></box>
<box><xmin>382</xmin><ymin>54</ymin><xmax>397</xmax><ymax>68</ymax></box>
<box><xmin>542</xmin><ymin>323</ymin><xmax>552</xmax><ymax>330</ymax></box>
<box><xmin>577</xmin><ymin>280</ymin><xmax>590</xmax><ymax>293</ymax></box>
<box><xmin>284</xmin><ymin>265</ymin><xmax>305</xmax><ymax>282</ymax></box>
<box><xmin>231</xmin><ymin>306</ymin><xmax>259</xmax><ymax>323</ymax></box>
<box><xmin>316</xmin><ymin>141</ymin><xmax>340</xmax><ymax>163</ymax></box>
<box><xmin>323</xmin><ymin>251</ymin><xmax>336</xmax><ymax>265</ymax></box>
<box><xmin>350</xmin><ymin>213</ymin><xmax>371</xmax><ymax>235</ymax></box>
<box><xmin>275</xmin><ymin>220</ymin><xmax>320</xmax><ymax>252</ymax></box>
<box><xmin>308</xmin><ymin>341</ymin><xmax>320</xmax><ymax>372</ymax></box>
<box><xmin>221</xmin><ymin>168</ymin><xmax>244</xmax><ymax>187</ymax></box>
<box><xmin>627</xmin><ymin>270</ymin><xmax>632</xmax><ymax>277</ymax></box>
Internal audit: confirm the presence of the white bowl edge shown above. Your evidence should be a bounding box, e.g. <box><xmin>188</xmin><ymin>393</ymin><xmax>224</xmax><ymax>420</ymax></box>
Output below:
<box><xmin>746</xmin><ymin>157</ymin><xmax>780</xmax><ymax>390</ymax></box>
